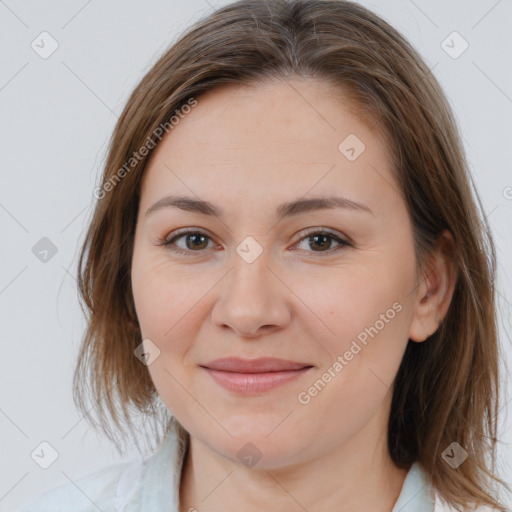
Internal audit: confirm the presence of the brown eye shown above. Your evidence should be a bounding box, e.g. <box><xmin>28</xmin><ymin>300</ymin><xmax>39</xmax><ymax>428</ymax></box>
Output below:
<box><xmin>294</xmin><ymin>230</ymin><xmax>350</xmax><ymax>254</ymax></box>
<box><xmin>163</xmin><ymin>230</ymin><xmax>213</xmax><ymax>254</ymax></box>
<box><xmin>161</xmin><ymin>228</ymin><xmax>350</xmax><ymax>257</ymax></box>
<box><xmin>308</xmin><ymin>233</ymin><xmax>336</xmax><ymax>251</ymax></box>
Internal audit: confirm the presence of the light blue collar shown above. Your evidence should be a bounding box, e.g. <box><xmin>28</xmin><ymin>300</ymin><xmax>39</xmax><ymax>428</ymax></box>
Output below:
<box><xmin>392</xmin><ymin>462</ymin><xmax>435</xmax><ymax>512</ymax></box>
<box><xmin>140</xmin><ymin>426</ymin><xmax>185</xmax><ymax>510</ymax></box>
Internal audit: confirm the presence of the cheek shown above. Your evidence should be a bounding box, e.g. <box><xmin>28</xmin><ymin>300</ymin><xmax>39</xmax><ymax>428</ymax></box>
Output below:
<box><xmin>292</xmin><ymin>253</ymin><xmax>416</xmax><ymax>416</ymax></box>
<box><xmin>130</xmin><ymin>253</ymin><xmax>227</xmax><ymax>397</ymax></box>
<box><xmin>131</xmin><ymin>255</ymin><xmax>210</xmax><ymax>415</ymax></box>
<box><xmin>132</xmin><ymin>247</ymin><xmax>205</xmax><ymax>340</ymax></box>
<box><xmin>296</xmin><ymin>264</ymin><xmax>410</xmax><ymax>350</ymax></box>
<box><xmin>291</xmin><ymin>268</ymin><xmax>412</xmax><ymax>434</ymax></box>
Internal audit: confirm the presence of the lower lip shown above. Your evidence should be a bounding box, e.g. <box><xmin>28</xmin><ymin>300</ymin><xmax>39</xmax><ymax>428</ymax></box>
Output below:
<box><xmin>202</xmin><ymin>367</ymin><xmax>312</xmax><ymax>394</ymax></box>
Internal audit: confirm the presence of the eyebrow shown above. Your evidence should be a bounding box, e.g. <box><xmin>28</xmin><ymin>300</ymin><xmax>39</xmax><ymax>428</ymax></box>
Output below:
<box><xmin>145</xmin><ymin>194</ymin><xmax>373</xmax><ymax>220</ymax></box>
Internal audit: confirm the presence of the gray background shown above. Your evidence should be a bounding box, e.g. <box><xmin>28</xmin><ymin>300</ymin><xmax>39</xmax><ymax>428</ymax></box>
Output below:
<box><xmin>1</xmin><ymin>0</ymin><xmax>511</xmax><ymax>510</ymax></box>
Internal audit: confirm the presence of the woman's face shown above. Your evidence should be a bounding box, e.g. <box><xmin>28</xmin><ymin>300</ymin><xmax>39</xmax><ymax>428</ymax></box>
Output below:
<box><xmin>131</xmin><ymin>78</ymin><xmax>423</xmax><ymax>469</ymax></box>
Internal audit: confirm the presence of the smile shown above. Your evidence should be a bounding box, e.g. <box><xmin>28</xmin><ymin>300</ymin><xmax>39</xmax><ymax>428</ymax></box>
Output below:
<box><xmin>200</xmin><ymin>357</ymin><xmax>314</xmax><ymax>394</ymax></box>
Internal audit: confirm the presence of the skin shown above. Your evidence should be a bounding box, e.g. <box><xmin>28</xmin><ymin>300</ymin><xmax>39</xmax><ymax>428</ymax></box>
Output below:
<box><xmin>130</xmin><ymin>77</ymin><xmax>457</xmax><ymax>512</ymax></box>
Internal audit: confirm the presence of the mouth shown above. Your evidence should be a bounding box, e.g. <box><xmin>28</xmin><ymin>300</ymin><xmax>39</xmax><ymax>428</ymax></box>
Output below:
<box><xmin>199</xmin><ymin>357</ymin><xmax>314</xmax><ymax>394</ymax></box>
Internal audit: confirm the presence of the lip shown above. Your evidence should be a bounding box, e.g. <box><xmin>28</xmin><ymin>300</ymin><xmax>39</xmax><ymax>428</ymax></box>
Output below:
<box><xmin>200</xmin><ymin>357</ymin><xmax>314</xmax><ymax>394</ymax></box>
<box><xmin>202</xmin><ymin>357</ymin><xmax>312</xmax><ymax>373</ymax></box>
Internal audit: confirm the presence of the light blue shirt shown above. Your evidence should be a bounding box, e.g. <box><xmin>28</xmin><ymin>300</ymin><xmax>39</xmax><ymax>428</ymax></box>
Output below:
<box><xmin>20</xmin><ymin>425</ymin><xmax>452</xmax><ymax>511</ymax></box>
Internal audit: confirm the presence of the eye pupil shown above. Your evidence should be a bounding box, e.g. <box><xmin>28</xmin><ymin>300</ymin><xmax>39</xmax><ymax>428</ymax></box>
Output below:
<box><xmin>187</xmin><ymin>233</ymin><xmax>208</xmax><ymax>250</ymax></box>
<box><xmin>310</xmin><ymin>234</ymin><xmax>331</xmax><ymax>251</ymax></box>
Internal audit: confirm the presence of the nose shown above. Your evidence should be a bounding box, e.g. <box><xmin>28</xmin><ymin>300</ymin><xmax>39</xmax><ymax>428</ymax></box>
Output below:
<box><xmin>210</xmin><ymin>247</ymin><xmax>292</xmax><ymax>338</ymax></box>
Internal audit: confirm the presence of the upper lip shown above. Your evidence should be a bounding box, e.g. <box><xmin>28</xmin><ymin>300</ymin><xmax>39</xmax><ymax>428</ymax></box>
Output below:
<box><xmin>201</xmin><ymin>357</ymin><xmax>313</xmax><ymax>373</ymax></box>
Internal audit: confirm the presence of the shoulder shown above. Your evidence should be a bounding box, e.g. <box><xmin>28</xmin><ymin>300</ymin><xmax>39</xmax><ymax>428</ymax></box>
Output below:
<box><xmin>434</xmin><ymin>491</ymin><xmax>504</xmax><ymax>512</ymax></box>
<box><xmin>20</xmin><ymin>422</ymin><xmax>187</xmax><ymax>512</ymax></box>
<box><xmin>406</xmin><ymin>462</ymin><xmax>503</xmax><ymax>512</ymax></box>
<box><xmin>20</xmin><ymin>459</ymin><xmax>145</xmax><ymax>512</ymax></box>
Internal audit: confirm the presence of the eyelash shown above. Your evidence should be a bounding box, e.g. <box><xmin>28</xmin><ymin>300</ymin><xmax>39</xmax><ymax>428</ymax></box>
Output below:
<box><xmin>159</xmin><ymin>227</ymin><xmax>351</xmax><ymax>257</ymax></box>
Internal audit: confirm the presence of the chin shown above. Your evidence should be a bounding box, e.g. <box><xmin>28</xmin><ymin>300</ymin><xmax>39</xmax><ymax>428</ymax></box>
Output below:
<box><xmin>200</xmin><ymin>428</ymin><xmax>306</xmax><ymax>470</ymax></box>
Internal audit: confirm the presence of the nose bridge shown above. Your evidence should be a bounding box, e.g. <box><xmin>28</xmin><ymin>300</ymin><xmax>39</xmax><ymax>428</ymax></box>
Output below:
<box><xmin>228</xmin><ymin>230</ymin><xmax>274</xmax><ymax>285</ymax></box>
<box><xmin>232</xmin><ymin>237</ymin><xmax>271</xmax><ymax>292</ymax></box>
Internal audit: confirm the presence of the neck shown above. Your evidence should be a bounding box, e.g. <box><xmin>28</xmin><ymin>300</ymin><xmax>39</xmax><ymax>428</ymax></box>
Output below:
<box><xmin>179</xmin><ymin>409</ymin><xmax>408</xmax><ymax>512</ymax></box>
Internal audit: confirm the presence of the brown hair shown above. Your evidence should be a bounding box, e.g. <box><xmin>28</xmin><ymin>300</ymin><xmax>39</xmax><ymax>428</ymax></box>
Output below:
<box><xmin>73</xmin><ymin>0</ymin><xmax>509</xmax><ymax>509</ymax></box>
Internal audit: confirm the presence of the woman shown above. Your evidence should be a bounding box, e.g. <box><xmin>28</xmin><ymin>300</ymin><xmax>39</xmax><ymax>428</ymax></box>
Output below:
<box><xmin>22</xmin><ymin>0</ymin><xmax>509</xmax><ymax>510</ymax></box>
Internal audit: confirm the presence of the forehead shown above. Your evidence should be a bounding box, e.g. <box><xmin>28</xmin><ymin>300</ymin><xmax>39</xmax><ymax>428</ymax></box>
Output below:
<box><xmin>139</xmin><ymin>78</ymin><xmax>398</xmax><ymax>215</ymax></box>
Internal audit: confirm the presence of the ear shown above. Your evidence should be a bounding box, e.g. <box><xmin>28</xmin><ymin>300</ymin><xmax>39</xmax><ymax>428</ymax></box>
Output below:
<box><xmin>409</xmin><ymin>230</ymin><xmax>458</xmax><ymax>343</ymax></box>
